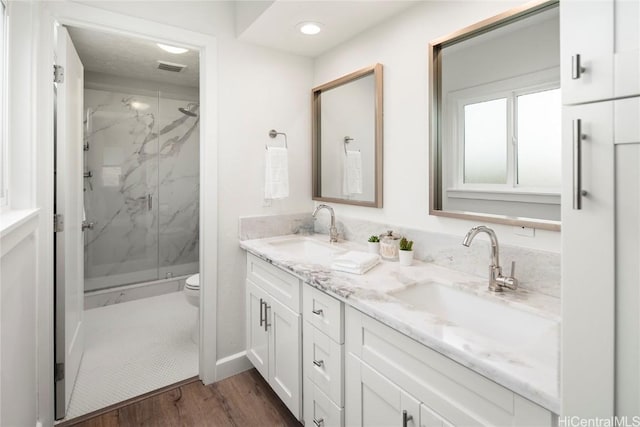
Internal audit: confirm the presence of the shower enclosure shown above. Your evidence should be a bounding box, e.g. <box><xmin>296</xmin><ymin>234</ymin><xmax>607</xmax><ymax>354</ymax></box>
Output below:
<box><xmin>83</xmin><ymin>88</ymin><xmax>200</xmax><ymax>292</ymax></box>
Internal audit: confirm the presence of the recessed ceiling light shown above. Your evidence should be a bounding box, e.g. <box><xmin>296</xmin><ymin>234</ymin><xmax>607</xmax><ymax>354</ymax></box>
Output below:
<box><xmin>297</xmin><ymin>22</ymin><xmax>322</xmax><ymax>35</ymax></box>
<box><xmin>156</xmin><ymin>43</ymin><xmax>189</xmax><ymax>54</ymax></box>
<box><xmin>131</xmin><ymin>101</ymin><xmax>150</xmax><ymax>110</ymax></box>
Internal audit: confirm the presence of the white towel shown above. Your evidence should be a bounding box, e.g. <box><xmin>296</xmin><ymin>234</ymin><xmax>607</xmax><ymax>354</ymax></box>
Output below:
<box><xmin>343</xmin><ymin>150</ymin><xmax>363</xmax><ymax>195</ymax></box>
<box><xmin>331</xmin><ymin>250</ymin><xmax>380</xmax><ymax>275</ymax></box>
<box><xmin>264</xmin><ymin>147</ymin><xmax>289</xmax><ymax>199</ymax></box>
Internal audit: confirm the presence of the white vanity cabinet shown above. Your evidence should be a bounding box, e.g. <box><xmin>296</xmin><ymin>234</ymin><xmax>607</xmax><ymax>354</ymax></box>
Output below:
<box><xmin>561</xmin><ymin>0</ymin><xmax>639</xmax><ymax>105</ymax></box>
<box><xmin>245</xmin><ymin>254</ymin><xmax>302</xmax><ymax>419</ymax></box>
<box><xmin>345</xmin><ymin>307</ymin><xmax>555</xmax><ymax>427</ymax></box>
<box><xmin>302</xmin><ymin>285</ymin><xmax>345</xmax><ymax>427</ymax></box>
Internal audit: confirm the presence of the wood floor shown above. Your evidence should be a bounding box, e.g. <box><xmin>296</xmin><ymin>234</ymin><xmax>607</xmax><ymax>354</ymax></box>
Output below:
<box><xmin>63</xmin><ymin>369</ymin><xmax>302</xmax><ymax>427</ymax></box>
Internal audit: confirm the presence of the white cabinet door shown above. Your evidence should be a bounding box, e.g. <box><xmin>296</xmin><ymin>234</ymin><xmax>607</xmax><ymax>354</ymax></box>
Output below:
<box><xmin>560</xmin><ymin>0</ymin><xmax>614</xmax><ymax>105</ymax></box>
<box><xmin>614</xmin><ymin>99</ymin><xmax>640</xmax><ymax>416</ymax></box>
<box><xmin>561</xmin><ymin>0</ymin><xmax>639</xmax><ymax>104</ymax></box>
<box><xmin>346</xmin><ymin>354</ymin><xmax>420</xmax><ymax>427</ymax></box>
<box><xmin>268</xmin><ymin>295</ymin><xmax>301</xmax><ymax>419</ymax></box>
<box><xmin>246</xmin><ymin>279</ymin><xmax>270</xmax><ymax>381</ymax></box>
<box><xmin>561</xmin><ymin>101</ymin><xmax>615</xmax><ymax>417</ymax></box>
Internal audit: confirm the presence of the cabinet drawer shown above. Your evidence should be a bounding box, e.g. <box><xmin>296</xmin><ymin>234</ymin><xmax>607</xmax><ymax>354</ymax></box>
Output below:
<box><xmin>247</xmin><ymin>253</ymin><xmax>301</xmax><ymax>312</ymax></box>
<box><xmin>304</xmin><ymin>377</ymin><xmax>344</xmax><ymax>427</ymax></box>
<box><xmin>303</xmin><ymin>285</ymin><xmax>344</xmax><ymax>343</ymax></box>
<box><xmin>304</xmin><ymin>321</ymin><xmax>344</xmax><ymax>406</ymax></box>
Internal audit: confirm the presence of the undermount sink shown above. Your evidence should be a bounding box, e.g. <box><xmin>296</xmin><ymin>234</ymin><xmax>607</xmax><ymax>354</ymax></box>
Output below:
<box><xmin>389</xmin><ymin>281</ymin><xmax>558</xmax><ymax>367</ymax></box>
<box><xmin>267</xmin><ymin>237</ymin><xmax>346</xmax><ymax>264</ymax></box>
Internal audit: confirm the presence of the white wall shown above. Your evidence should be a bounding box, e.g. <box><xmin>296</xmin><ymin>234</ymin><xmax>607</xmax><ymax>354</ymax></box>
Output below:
<box><xmin>313</xmin><ymin>1</ymin><xmax>561</xmax><ymax>252</ymax></box>
<box><xmin>1</xmin><ymin>230</ymin><xmax>38</xmax><ymax>427</ymax></box>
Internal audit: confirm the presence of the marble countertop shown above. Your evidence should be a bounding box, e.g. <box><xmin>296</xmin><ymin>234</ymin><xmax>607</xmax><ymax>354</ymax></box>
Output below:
<box><xmin>240</xmin><ymin>234</ymin><xmax>560</xmax><ymax>414</ymax></box>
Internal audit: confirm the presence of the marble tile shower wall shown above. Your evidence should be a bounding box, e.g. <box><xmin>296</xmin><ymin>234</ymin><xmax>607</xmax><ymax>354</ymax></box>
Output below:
<box><xmin>83</xmin><ymin>89</ymin><xmax>199</xmax><ymax>291</ymax></box>
<box><xmin>239</xmin><ymin>214</ymin><xmax>560</xmax><ymax>299</ymax></box>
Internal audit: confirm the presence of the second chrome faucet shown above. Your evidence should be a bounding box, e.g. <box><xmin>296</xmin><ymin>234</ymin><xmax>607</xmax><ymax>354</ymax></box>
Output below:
<box><xmin>312</xmin><ymin>204</ymin><xmax>338</xmax><ymax>243</ymax></box>
<box><xmin>462</xmin><ymin>225</ymin><xmax>518</xmax><ymax>292</ymax></box>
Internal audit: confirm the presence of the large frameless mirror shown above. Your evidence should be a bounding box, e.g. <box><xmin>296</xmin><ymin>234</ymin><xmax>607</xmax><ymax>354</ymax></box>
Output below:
<box><xmin>429</xmin><ymin>0</ymin><xmax>561</xmax><ymax>231</ymax></box>
<box><xmin>312</xmin><ymin>64</ymin><xmax>383</xmax><ymax>208</ymax></box>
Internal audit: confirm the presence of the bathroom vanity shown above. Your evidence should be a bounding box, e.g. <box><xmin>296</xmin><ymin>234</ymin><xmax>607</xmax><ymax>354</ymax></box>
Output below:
<box><xmin>241</xmin><ymin>234</ymin><xmax>559</xmax><ymax>426</ymax></box>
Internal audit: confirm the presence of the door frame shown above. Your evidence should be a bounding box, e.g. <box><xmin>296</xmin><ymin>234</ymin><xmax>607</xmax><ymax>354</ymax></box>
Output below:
<box><xmin>37</xmin><ymin>2</ymin><xmax>218</xmax><ymax>424</ymax></box>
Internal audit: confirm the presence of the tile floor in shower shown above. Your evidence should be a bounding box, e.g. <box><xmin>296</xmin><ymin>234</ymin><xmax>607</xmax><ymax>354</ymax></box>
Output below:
<box><xmin>64</xmin><ymin>291</ymin><xmax>199</xmax><ymax>420</ymax></box>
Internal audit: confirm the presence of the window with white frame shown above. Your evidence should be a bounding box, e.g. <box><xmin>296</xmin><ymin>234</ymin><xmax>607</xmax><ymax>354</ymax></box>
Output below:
<box><xmin>0</xmin><ymin>0</ymin><xmax>7</xmax><ymax>208</ymax></box>
<box><xmin>447</xmin><ymin>69</ymin><xmax>561</xmax><ymax>199</ymax></box>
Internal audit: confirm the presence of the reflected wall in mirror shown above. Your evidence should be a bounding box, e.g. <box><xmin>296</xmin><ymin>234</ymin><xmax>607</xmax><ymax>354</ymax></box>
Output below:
<box><xmin>312</xmin><ymin>64</ymin><xmax>383</xmax><ymax>207</ymax></box>
<box><xmin>429</xmin><ymin>0</ymin><xmax>561</xmax><ymax>231</ymax></box>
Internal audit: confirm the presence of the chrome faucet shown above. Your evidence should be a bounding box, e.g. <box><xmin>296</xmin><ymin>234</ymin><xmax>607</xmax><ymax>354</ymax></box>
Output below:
<box><xmin>312</xmin><ymin>204</ymin><xmax>338</xmax><ymax>243</ymax></box>
<box><xmin>462</xmin><ymin>226</ymin><xmax>518</xmax><ymax>292</ymax></box>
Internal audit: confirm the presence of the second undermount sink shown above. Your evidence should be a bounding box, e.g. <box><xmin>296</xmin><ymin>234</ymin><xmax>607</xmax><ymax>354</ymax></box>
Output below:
<box><xmin>267</xmin><ymin>237</ymin><xmax>347</xmax><ymax>264</ymax></box>
<box><xmin>389</xmin><ymin>281</ymin><xmax>558</xmax><ymax>367</ymax></box>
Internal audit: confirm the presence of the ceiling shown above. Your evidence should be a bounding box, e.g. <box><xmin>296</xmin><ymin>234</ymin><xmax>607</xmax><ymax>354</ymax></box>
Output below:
<box><xmin>236</xmin><ymin>1</ymin><xmax>418</xmax><ymax>57</ymax></box>
<box><xmin>66</xmin><ymin>1</ymin><xmax>417</xmax><ymax>85</ymax></box>
<box><xmin>67</xmin><ymin>26</ymin><xmax>200</xmax><ymax>88</ymax></box>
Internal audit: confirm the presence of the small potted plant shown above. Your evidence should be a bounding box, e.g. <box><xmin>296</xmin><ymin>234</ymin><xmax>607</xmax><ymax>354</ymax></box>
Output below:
<box><xmin>367</xmin><ymin>235</ymin><xmax>380</xmax><ymax>254</ymax></box>
<box><xmin>398</xmin><ymin>237</ymin><xmax>414</xmax><ymax>266</ymax></box>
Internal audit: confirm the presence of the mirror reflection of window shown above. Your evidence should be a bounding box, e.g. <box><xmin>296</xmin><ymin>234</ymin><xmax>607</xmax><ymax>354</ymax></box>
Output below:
<box><xmin>516</xmin><ymin>88</ymin><xmax>561</xmax><ymax>188</ymax></box>
<box><xmin>463</xmin><ymin>98</ymin><xmax>508</xmax><ymax>185</ymax></box>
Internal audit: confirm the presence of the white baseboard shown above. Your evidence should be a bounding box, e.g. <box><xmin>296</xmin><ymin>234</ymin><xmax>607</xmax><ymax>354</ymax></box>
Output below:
<box><xmin>215</xmin><ymin>351</ymin><xmax>252</xmax><ymax>382</ymax></box>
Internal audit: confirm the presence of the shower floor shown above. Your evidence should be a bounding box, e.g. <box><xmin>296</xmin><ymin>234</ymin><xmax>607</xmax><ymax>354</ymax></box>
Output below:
<box><xmin>64</xmin><ymin>291</ymin><xmax>199</xmax><ymax>420</ymax></box>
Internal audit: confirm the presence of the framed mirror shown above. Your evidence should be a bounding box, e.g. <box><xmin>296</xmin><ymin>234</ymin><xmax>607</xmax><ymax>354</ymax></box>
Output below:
<box><xmin>312</xmin><ymin>64</ymin><xmax>383</xmax><ymax>208</ymax></box>
<box><xmin>429</xmin><ymin>0</ymin><xmax>561</xmax><ymax>231</ymax></box>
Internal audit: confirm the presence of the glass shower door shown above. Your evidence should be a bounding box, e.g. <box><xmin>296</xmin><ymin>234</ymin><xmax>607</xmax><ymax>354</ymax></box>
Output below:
<box><xmin>157</xmin><ymin>96</ymin><xmax>200</xmax><ymax>279</ymax></box>
<box><xmin>83</xmin><ymin>90</ymin><xmax>160</xmax><ymax>291</ymax></box>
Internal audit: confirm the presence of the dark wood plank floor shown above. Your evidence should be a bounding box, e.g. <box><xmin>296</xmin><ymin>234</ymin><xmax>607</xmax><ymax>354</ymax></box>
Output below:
<box><xmin>63</xmin><ymin>369</ymin><xmax>302</xmax><ymax>427</ymax></box>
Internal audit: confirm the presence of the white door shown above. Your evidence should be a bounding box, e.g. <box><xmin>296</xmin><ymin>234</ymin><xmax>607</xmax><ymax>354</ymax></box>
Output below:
<box><xmin>268</xmin><ymin>296</ymin><xmax>301</xmax><ymax>419</ymax></box>
<box><xmin>345</xmin><ymin>353</ymin><xmax>420</xmax><ymax>427</ymax></box>
<box><xmin>246</xmin><ymin>279</ymin><xmax>269</xmax><ymax>380</ymax></box>
<box><xmin>54</xmin><ymin>25</ymin><xmax>85</xmax><ymax>420</ymax></box>
<box><xmin>561</xmin><ymin>101</ymin><xmax>615</xmax><ymax>417</ymax></box>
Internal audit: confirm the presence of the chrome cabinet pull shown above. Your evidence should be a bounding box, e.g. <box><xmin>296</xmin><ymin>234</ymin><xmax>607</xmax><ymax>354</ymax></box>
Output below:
<box><xmin>572</xmin><ymin>119</ymin><xmax>588</xmax><ymax>210</ymax></box>
<box><xmin>571</xmin><ymin>54</ymin><xmax>586</xmax><ymax>79</ymax></box>
<box><xmin>147</xmin><ymin>194</ymin><xmax>152</xmax><ymax>210</ymax></box>
<box><xmin>313</xmin><ymin>418</ymin><xmax>324</xmax><ymax>427</ymax></box>
<box><xmin>402</xmin><ymin>410</ymin><xmax>413</xmax><ymax>427</ymax></box>
<box><xmin>259</xmin><ymin>298</ymin><xmax>264</xmax><ymax>327</ymax></box>
<box><xmin>313</xmin><ymin>359</ymin><xmax>324</xmax><ymax>368</ymax></box>
<box><xmin>265</xmin><ymin>304</ymin><xmax>271</xmax><ymax>331</ymax></box>
<box><xmin>312</xmin><ymin>308</ymin><xmax>323</xmax><ymax>316</ymax></box>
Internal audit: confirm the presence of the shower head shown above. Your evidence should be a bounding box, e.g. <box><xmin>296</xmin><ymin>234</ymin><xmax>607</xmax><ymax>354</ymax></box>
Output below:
<box><xmin>179</xmin><ymin>103</ymin><xmax>199</xmax><ymax>117</ymax></box>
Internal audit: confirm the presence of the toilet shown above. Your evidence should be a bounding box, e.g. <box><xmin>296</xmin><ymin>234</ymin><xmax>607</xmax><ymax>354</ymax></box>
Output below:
<box><xmin>184</xmin><ymin>274</ymin><xmax>200</xmax><ymax>344</ymax></box>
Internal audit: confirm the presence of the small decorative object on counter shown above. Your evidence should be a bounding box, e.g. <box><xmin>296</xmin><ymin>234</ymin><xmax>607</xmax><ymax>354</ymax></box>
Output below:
<box><xmin>398</xmin><ymin>237</ymin><xmax>414</xmax><ymax>266</ymax></box>
<box><xmin>367</xmin><ymin>235</ymin><xmax>380</xmax><ymax>254</ymax></box>
<box><xmin>379</xmin><ymin>230</ymin><xmax>401</xmax><ymax>260</ymax></box>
